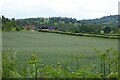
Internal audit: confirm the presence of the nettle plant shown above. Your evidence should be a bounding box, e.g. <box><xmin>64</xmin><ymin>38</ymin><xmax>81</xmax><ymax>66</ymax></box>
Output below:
<box><xmin>2</xmin><ymin>49</ymin><xmax>22</xmax><ymax>78</ymax></box>
<box><xmin>28</xmin><ymin>53</ymin><xmax>40</xmax><ymax>78</ymax></box>
<box><xmin>94</xmin><ymin>48</ymin><xmax>118</xmax><ymax>78</ymax></box>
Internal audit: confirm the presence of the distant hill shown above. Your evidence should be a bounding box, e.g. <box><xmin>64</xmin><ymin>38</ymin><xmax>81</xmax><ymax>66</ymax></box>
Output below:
<box><xmin>17</xmin><ymin>15</ymin><xmax>118</xmax><ymax>27</ymax></box>
<box><xmin>80</xmin><ymin>15</ymin><xmax>118</xmax><ymax>27</ymax></box>
<box><xmin>2</xmin><ymin>15</ymin><xmax>119</xmax><ymax>34</ymax></box>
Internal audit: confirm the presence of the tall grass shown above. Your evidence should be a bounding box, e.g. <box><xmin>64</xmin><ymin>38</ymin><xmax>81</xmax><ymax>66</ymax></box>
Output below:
<box><xmin>2</xmin><ymin>48</ymin><xmax>119</xmax><ymax>78</ymax></box>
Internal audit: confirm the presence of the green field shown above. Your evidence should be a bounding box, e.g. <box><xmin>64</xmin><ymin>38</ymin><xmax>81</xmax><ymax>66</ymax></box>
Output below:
<box><xmin>2</xmin><ymin>31</ymin><xmax>118</xmax><ymax>64</ymax></box>
<box><xmin>3</xmin><ymin>31</ymin><xmax>118</xmax><ymax>51</ymax></box>
<box><xmin>2</xmin><ymin>31</ymin><xmax>118</xmax><ymax>78</ymax></box>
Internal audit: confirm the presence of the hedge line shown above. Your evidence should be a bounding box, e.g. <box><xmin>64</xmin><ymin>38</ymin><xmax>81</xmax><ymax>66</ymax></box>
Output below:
<box><xmin>38</xmin><ymin>30</ymin><xmax>120</xmax><ymax>39</ymax></box>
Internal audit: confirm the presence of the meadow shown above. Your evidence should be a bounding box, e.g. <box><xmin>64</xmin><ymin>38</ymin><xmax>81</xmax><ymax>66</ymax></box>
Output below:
<box><xmin>2</xmin><ymin>31</ymin><xmax>118</xmax><ymax>78</ymax></box>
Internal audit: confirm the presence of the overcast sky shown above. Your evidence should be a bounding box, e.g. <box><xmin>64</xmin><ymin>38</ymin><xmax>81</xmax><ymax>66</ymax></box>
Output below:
<box><xmin>0</xmin><ymin>0</ymin><xmax>119</xmax><ymax>20</ymax></box>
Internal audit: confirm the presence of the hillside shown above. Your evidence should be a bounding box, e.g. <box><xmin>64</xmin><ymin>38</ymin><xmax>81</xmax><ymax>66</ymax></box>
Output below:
<box><xmin>2</xmin><ymin>15</ymin><xmax>119</xmax><ymax>34</ymax></box>
<box><xmin>17</xmin><ymin>15</ymin><xmax>118</xmax><ymax>27</ymax></box>
<box><xmin>80</xmin><ymin>15</ymin><xmax>118</xmax><ymax>27</ymax></box>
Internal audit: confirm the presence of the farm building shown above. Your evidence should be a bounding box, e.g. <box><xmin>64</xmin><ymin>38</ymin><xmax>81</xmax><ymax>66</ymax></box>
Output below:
<box><xmin>38</xmin><ymin>26</ymin><xmax>55</xmax><ymax>31</ymax></box>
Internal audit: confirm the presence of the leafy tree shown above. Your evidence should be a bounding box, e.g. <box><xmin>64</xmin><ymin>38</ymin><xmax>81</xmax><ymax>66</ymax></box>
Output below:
<box><xmin>3</xmin><ymin>22</ymin><xmax>13</xmax><ymax>31</ymax></box>
<box><xmin>104</xmin><ymin>26</ymin><xmax>111</xmax><ymax>34</ymax></box>
<box><xmin>2</xmin><ymin>16</ymin><xmax>20</xmax><ymax>31</ymax></box>
<box><xmin>79</xmin><ymin>25</ymin><xmax>95</xmax><ymax>33</ymax></box>
<box><xmin>16</xmin><ymin>26</ymin><xmax>21</xmax><ymax>31</ymax></box>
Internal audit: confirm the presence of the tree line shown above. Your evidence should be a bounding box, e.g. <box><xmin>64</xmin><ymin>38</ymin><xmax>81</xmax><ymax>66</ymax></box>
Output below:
<box><xmin>1</xmin><ymin>15</ymin><xmax>119</xmax><ymax>34</ymax></box>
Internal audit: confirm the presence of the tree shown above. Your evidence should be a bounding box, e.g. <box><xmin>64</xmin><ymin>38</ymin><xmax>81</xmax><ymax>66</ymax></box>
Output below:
<box><xmin>104</xmin><ymin>26</ymin><xmax>111</xmax><ymax>34</ymax></box>
<box><xmin>79</xmin><ymin>25</ymin><xmax>95</xmax><ymax>33</ymax></box>
<box><xmin>2</xmin><ymin>16</ymin><xmax>19</xmax><ymax>31</ymax></box>
<box><xmin>16</xmin><ymin>26</ymin><xmax>21</xmax><ymax>31</ymax></box>
<box><xmin>3</xmin><ymin>22</ymin><xmax>13</xmax><ymax>31</ymax></box>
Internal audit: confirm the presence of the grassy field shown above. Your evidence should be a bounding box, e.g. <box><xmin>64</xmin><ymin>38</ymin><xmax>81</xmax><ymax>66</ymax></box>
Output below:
<box><xmin>2</xmin><ymin>31</ymin><xmax>118</xmax><ymax>64</ymax></box>
<box><xmin>2</xmin><ymin>31</ymin><xmax>118</xmax><ymax>78</ymax></box>
<box><xmin>3</xmin><ymin>31</ymin><xmax>118</xmax><ymax>51</ymax></box>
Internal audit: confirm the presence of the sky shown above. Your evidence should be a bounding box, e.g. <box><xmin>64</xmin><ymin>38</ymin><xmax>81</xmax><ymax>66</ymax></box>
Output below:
<box><xmin>0</xmin><ymin>0</ymin><xmax>119</xmax><ymax>20</ymax></box>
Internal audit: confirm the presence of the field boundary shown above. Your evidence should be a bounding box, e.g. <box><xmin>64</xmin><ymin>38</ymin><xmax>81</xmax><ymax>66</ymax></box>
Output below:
<box><xmin>38</xmin><ymin>30</ymin><xmax>120</xmax><ymax>39</ymax></box>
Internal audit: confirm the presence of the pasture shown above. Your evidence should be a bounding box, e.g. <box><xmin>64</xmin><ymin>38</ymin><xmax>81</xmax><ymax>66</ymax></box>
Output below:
<box><xmin>2</xmin><ymin>32</ymin><xmax>118</xmax><ymax>63</ymax></box>
<box><xmin>3</xmin><ymin>31</ymin><xmax>118</xmax><ymax>51</ymax></box>
<box><xmin>2</xmin><ymin>31</ymin><xmax>118</xmax><ymax>78</ymax></box>
<box><xmin>2</xmin><ymin>31</ymin><xmax>118</xmax><ymax>64</ymax></box>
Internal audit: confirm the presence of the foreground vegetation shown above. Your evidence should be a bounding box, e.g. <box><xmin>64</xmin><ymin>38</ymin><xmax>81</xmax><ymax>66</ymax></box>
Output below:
<box><xmin>2</xmin><ymin>48</ymin><xmax>118</xmax><ymax>78</ymax></box>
